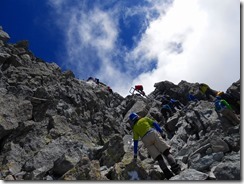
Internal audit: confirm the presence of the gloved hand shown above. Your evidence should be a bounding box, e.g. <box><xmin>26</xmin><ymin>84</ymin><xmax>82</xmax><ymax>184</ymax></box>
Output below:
<box><xmin>160</xmin><ymin>132</ymin><xmax>166</xmax><ymax>139</ymax></box>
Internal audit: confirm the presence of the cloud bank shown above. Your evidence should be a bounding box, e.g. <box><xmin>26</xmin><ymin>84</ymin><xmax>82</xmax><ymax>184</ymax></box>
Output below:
<box><xmin>47</xmin><ymin>0</ymin><xmax>240</xmax><ymax>97</ymax></box>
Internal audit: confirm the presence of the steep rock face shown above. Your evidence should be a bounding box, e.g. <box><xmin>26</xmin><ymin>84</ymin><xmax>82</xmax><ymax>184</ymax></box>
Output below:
<box><xmin>0</xmin><ymin>27</ymin><xmax>240</xmax><ymax>181</ymax></box>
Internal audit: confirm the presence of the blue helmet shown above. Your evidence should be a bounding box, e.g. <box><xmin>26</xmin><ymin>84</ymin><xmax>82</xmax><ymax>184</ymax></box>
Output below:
<box><xmin>129</xmin><ymin>113</ymin><xmax>139</xmax><ymax>122</ymax></box>
<box><xmin>214</xmin><ymin>96</ymin><xmax>221</xmax><ymax>103</ymax></box>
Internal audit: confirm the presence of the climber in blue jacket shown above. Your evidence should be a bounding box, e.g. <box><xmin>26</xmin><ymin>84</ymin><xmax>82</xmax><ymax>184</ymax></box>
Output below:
<box><xmin>188</xmin><ymin>92</ymin><xmax>198</xmax><ymax>102</ymax></box>
<box><xmin>161</xmin><ymin>104</ymin><xmax>173</xmax><ymax>122</ymax></box>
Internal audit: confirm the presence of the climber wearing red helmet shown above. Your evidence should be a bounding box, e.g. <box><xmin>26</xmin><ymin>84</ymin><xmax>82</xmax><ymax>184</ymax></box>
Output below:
<box><xmin>134</xmin><ymin>85</ymin><xmax>145</xmax><ymax>96</ymax></box>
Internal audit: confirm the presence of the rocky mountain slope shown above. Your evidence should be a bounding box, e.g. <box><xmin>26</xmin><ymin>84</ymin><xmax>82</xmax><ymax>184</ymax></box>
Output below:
<box><xmin>0</xmin><ymin>26</ymin><xmax>240</xmax><ymax>180</ymax></box>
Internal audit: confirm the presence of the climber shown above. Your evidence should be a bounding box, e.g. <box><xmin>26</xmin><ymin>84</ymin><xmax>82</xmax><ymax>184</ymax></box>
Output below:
<box><xmin>185</xmin><ymin>117</ymin><xmax>200</xmax><ymax>140</ymax></box>
<box><xmin>95</xmin><ymin>78</ymin><xmax>100</xmax><ymax>84</ymax></box>
<box><xmin>216</xmin><ymin>91</ymin><xmax>240</xmax><ymax>114</ymax></box>
<box><xmin>161</xmin><ymin>96</ymin><xmax>176</xmax><ymax>113</ymax></box>
<box><xmin>169</xmin><ymin>98</ymin><xmax>184</xmax><ymax>110</ymax></box>
<box><xmin>87</xmin><ymin>77</ymin><xmax>94</xmax><ymax>81</ymax></box>
<box><xmin>199</xmin><ymin>83</ymin><xmax>217</xmax><ymax>101</ymax></box>
<box><xmin>107</xmin><ymin>86</ymin><xmax>113</xmax><ymax>94</ymax></box>
<box><xmin>129</xmin><ymin>112</ymin><xmax>181</xmax><ymax>179</ymax></box>
<box><xmin>214</xmin><ymin>96</ymin><xmax>240</xmax><ymax>126</ymax></box>
<box><xmin>134</xmin><ymin>85</ymin><xmax>145</xmax><ymax>96</ymax></box>
<box><xmin>161</xmin><ymin>94</ymin><xmax>171</xmax><ymax>102</ymax></box>
<box><xmin>161</xmin><ymin>104</ymin><xmax>174</xmax><ymax>122</ymax></box>
<box><xmin>188</xmin><ymin>92</ymin><xmax>198</xmax><ymax>102</ymax></box>
<box><xmin>161</xmin><ymin>96</ymin><xmax>184</xmax><ymax>112</ymax></box>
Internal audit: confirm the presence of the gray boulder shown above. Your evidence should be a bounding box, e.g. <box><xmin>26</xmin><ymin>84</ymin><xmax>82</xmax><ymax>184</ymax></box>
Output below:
<box><xmin>0</xmin><ymin>26</ymin><xmax>10</xmax><ymax>42</ymax></box>
<box><xmin>171</xmin><ymin>169</ymin><xmax>208</xmax><ymax>180</ymax></box>
<box><xmin>213</xmin><ymin>161</ymin><xmax>240</xmax><ymax>180</ymax></box>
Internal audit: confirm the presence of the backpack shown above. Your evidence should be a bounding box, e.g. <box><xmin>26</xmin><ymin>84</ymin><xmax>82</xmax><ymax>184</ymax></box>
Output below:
<box><xmin>135</xmin><ymin>85</ymin><xmax>143</xmax><ymax>91</ymax></box>
<box><xmin>162</xmin><ymin>104</ymin><xmax>171</xmax><ymax>110</ymax></box>
<box><xmin>215</xmin><ymin>100</ymin><xmax>225</xmax><ymax>112</ymax></box>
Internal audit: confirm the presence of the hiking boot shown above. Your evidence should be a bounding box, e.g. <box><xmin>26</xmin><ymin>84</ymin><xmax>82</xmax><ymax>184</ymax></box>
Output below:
<box><xmin>163</xmin><ymin>169</ymin><xmax>174</xmax><ymax>180</ymax></box>
<box><xmin>171</xmin><ymin>163</ymin><xmax>181</xmax><ymax>175</ymax></box>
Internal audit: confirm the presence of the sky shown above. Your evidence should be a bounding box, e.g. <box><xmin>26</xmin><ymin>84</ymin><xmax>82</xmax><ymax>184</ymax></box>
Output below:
<box><xmin>0</xmin><ymin>0</ymin><xmax>241</xmax><ymax>97</ymax></box>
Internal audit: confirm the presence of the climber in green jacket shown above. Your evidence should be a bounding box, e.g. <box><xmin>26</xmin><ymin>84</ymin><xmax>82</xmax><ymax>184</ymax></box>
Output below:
<box><xmin>129</xmin><ymin>113</ymin><xmax>181</xmax><ymax>180</ymax></box>
<box><xmin>214</xmin><ymin>96</ymin><xmax>240</xmax><ymax>126</ymax></box>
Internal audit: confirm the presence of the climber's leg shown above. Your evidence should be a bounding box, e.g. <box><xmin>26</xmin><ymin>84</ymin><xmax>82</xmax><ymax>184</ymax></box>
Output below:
<box><xmin>163</xmin><ymin>149</ymin><xmax>181</xmax><ymax>175</ymax></box>
<box><xmin>155</xmin><ymin>155</ymin><xmax>174</xmax><ymax>179</ymax></box>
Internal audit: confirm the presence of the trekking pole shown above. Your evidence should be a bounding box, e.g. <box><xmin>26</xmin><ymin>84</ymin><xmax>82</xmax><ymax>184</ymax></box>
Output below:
<box><xmin>129</xmin><ymin>87</ymin><xmax>135</xmax><ymax>95</ymax></box>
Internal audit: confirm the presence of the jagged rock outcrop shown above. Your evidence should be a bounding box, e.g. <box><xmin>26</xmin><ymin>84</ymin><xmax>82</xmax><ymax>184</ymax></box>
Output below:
<box><xmin>0</xmin><ymin>26</ymin><xmax>10</xmax><ymax>43</ymax></box>
<box><xmin>0</xmin><ymin>26</ymin><xmax>240</xmax><ymax>181</ymax></box>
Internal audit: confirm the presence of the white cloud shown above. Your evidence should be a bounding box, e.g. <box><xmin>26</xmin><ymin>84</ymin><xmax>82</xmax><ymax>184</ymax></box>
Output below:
<box><xmin>130</xmin><ymin>0</ymin><xmax>240</xmax><ymax>96</ymax></box>
<box><xmin>48</xmin><ymin>1</ymin><xmax>134</xmax><ymax>95</ymax></box>
<box><xmin>48</xmin><ymin>0</ymin><xmax>240</xmax><ymax>97</ymax></box>
<box><xmin>66</xmin><ymin>7</ymin><xmax>118</xmax><ymax>58</ymax></box>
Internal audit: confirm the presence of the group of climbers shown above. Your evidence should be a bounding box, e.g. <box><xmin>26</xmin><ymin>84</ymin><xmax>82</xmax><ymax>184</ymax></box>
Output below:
<box><xmin>127</xmin><ymin>82</ymin><xmax>240</xmax><ymax>179</ymax></box>
<box><xmin>130</xmin><ymin>83</ymin><xmax>239</xmax><ymax>130</ymax></box>
<box><xmin>87</xmin><ymin>77</ymin><xmax>100</xmax><ymax>85</ymax></box>
<box><xmin>199</xmin><ymin>83</ymin><xmax>240</xmax><ymax>113</ymax></box>
<box><xmin>86</xmin><ymin>77</ymin><xmax>113</xmax><ymax>94</ymax></box>
<box><xmin>215</xmin><ymin>91</ymin><xmax>240</xmax><ymax>114</ymax></box>
<box><xmin>199</xmin><ymin>83</ymin><xmax>240</xmax><ymax>125</ymax></box>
